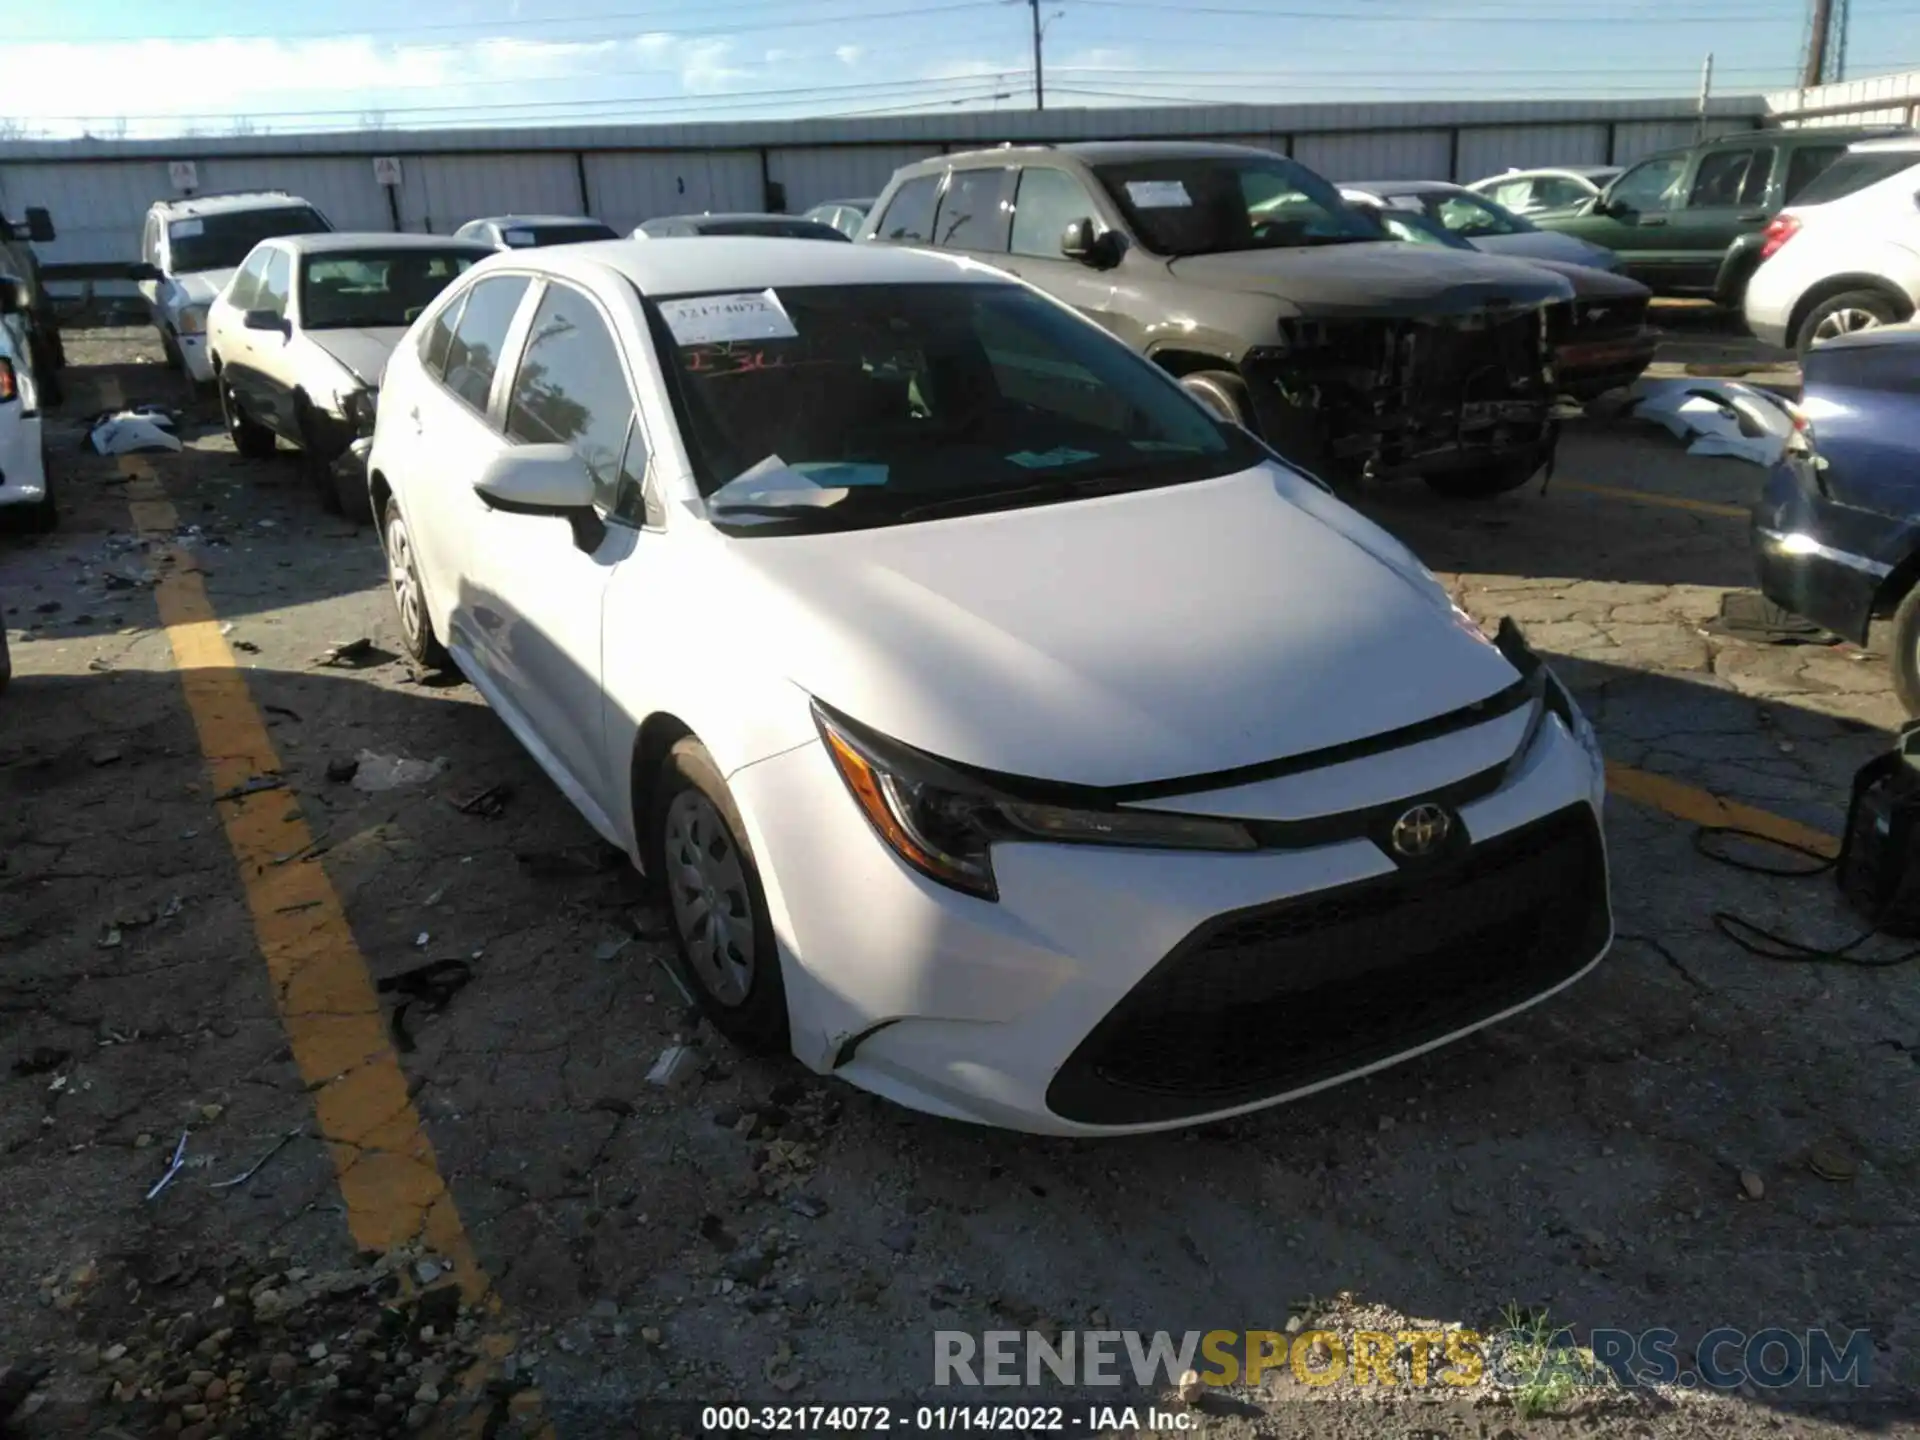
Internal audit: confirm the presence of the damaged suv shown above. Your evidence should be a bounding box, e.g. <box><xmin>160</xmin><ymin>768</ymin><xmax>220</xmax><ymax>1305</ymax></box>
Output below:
<box><xmin>864</xmin><ymin>142</ymin><xmax>1571</xmax><ymax>496</ymax></box>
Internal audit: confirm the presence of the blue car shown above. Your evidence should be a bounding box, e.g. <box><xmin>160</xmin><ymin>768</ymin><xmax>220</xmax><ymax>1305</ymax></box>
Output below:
<box><xmin>1751</xmin><ymin>321</ymin><xmax>1920</xmax><ymax>711</ymax></box>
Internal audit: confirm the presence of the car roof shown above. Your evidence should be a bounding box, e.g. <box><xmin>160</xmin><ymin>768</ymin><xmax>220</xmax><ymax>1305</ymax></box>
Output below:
<box><xmin>967</xmin><ymin>140</ymin><xmax>1283</xmax><ymax>166</ymax></box>
<box><xmin>1700</xmin><ymin>124</ymin><xmax>1911</xmax><ymax>146</ymax></box>
<box><xmin>478</xmin><ymin>235</ymin><xmax>1010</xmax><ymax>294</ymax></box>
<box><xmin>1478</xmin><ymin>166</ymin><xmax>1620</xmax><ymax>181</ymax></box>
<box><xmin>152</xmin><ymin>192</ymin><xmax>317</xmax><ymax>218</ymax></box>
<box><xmin>812</xmin><ymin>197</ymin><xmax>875</xmax><ymax>207</ymax></box>
<box><xmin>1341</xmin><ymin>180</ymin><xmax>1463</xmax><ymax>194</ymax></box>
<box><xmin>649</xmin><ymin>213</ymin><xmax>826</xmax><ymax>226</ymax></box>
<box><xmin>266</xmin><ymin>232</ymin><xmax>495</xmax><ymax>256</ymax></box>
<box><xmin>1848</xmin><ymin>133</ymin><xmax>1920</xmax><ymax>154</ymax></box>
<box><xmin>465</xmin><ymin>215</ymin><xmax>610</xmax><ymax>229</ymax></box>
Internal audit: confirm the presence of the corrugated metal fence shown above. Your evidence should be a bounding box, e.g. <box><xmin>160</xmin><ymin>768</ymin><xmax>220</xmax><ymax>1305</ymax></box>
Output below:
<box><xmin>1766</xmin><ymin>70</ymin><xmax>1920</xmax><ymax>129</ymax></box>
<box><xmin>0</xmin><ymin>94</ymin><xmax>1768</xmax><ymax>284</ymax></box>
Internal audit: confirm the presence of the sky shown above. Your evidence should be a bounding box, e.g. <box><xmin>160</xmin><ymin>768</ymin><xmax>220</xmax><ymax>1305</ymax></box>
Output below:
<box><xmin>5</xmin><ymin>0</ymin><xmax>1918</xmax><ymax>138</ymax></box>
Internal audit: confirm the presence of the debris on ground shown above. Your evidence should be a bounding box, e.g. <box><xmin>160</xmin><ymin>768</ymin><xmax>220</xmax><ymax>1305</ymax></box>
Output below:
<box><xmin>210</xmin><ymin>1129</ymin><xmax>304</xmax><ymax>1191</ymax></box>
<box><xmin>213</xmin><ymin>775</ymin><xmax>285</xmax><ymax>803</ymax></box>
<box><xmin>1739</xmin><ymin>1169</ymin><xmax>1765</xmax><ymax>1201</ymax></box>
<box><xmin>87</xmin><ymin>405</ymin><xmax>183</xmax><ymax>455</ymax></box>
<box><xmin>145</xmin><ymin>1131</ymin><xmax>191</xmax><ymax>1202</ymax></box>
<box><xmin>350</xmin><ymin>751</ymin><xmax>446</xmax><ymax>793</ymax></box>
<box><xmin>314</xmin><ymin>637</ymin><xmax>376</xmax><ymax>668</ymax></box>
<box><xmin>1808</xmin><ymin>1137</ymin><xmax>1859</xmax><ymax>1182</ymax></box>
<box><xmin>1705</xmin><ymin>591</ymin><xmax>1835</xmax><ymax>646</ymax></box>
<box><xmin>325</xmin><ymin>755</ymin><xmax>361</xmax><ymax>784</ymax></box>
<box><xmin>10</xmin><ymin>1045</ymin><xmax>70</xmax><ymax>1077</ymax></box>
<box><xmin>515</xmin><ymin>844</ymin><xmax>624</xmax><ymax>879</ymax></box>
<box><xmin>374</xmin><ymin>959</ymin><xmax>475</xmax><ymax>1054</ymax></box>
<box><xmin>646</xmin><ymin>1044</ymin><xmax>700</xmax><ymax>1088</ymax></box>
<box><xmin>1624</xmin><ymin>378</ymin><xmax>1796</xmax><ymax>466</ymax></box>
<box><xmin>452</xmin><ymin>783</ymin><xmax>512</xmax><ymax>818</ymax></box>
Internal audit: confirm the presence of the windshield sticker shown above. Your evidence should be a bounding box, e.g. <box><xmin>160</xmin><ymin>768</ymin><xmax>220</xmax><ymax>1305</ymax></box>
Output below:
<box><xmin>503</xmin><ymin>228</ymin><xmax>536</xmax><ymax>247</ymax></box>
<box><xmin>682</xmin><ymin>343</ymin><xmax>793</xmax><ymax>376</ymax></box>
<box><xmin>1007</xmin><ymin>447</ymin><xmax>1100</xmax><ymax>469</ymax></box>
<box><xmin>789</xmin><ymin>462</ymin><xmax>889</xmax><ymax>487</ymax></box>
<box><xmin>1124</xmin><ymin>180</ymin><xmax>1192</xmax><ymax>209</ymax></box>
<box><xmin>708</xmin><ymin>454</ymin><xmax>851</xmax><ymax>511</ymax></box>
<box><xmin>168</xmin><ymin>219</ymin><xmax>206</xmax><ymax>238</ymax></box>
<box><xmin>659</xmin><ymin>289</ymin><xmax>798</xmax><ymax>346</ymax></box>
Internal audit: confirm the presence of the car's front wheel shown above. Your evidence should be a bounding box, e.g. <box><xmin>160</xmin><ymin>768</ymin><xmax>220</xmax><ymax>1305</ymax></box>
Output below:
<box><xmin>381</xmin><ymin>498</ymin><xmax>451</xmax><ymax>673</ymax></box>
<box><xmin>1889</xmin><ymin>585</ymin><xmax>1920</xmax><ymax>718</ymax></box>
<box><xmin>655</xmin><ymin>737</ymin><xmax>789</xmax><ymax>1053</ymax></box>
<box><xmin>220</xmin><ymin>379</ymin><xmax>277</xmax><ymax>459</ymax></box>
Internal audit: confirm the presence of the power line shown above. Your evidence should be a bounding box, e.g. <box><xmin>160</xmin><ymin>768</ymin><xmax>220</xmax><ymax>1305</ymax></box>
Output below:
<box><xmin>1075</xmin><ymin>0</ymin><xmax>1909</xmax><ymax>21</ymax></box>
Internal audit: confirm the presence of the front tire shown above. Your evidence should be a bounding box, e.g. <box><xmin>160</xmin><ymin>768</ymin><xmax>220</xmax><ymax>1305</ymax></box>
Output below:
<box><xmin>295</xmin><ymin>404</ymin><xmax>344</xmax><ymax>515</ymax></box>
<box><xmin>1890</xmin><ymin>585</ymin><xmax>1920</xmax><ymax>718</ymax></box>
<box><xmin>1795</xmin><ymin>290</ymin><xmax>1907</xmax><ymax>357</ymax></box>
<box><xmin>220</xmin><ymin>379</ymin><xmax>277</xmax><ymax>460</ymax></box>
<box><xmin>1423</xmin><ymin>450</ymin><xmax>1543</xmax><ymax>499</ymax></box>
<box><xmin>381</xmin><ymin>499</ymin><xmax>451</xmax><ymax>673</ymax></box>
<box><xmin>655</xmin><ymin>738</ymin><xmax>789</xmax><ymax>1054</ymax></box>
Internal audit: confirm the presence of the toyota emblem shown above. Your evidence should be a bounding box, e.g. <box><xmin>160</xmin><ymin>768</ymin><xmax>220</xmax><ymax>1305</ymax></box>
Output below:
<box><xmin>1390</xmin><ymin>803</ymin><xmax>1452</xmax><ymax>858</ymax></box>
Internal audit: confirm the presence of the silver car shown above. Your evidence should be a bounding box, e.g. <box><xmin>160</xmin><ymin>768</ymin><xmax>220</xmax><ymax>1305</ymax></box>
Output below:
<box><xmin>205</xmin><ymin>233</ymin><xmax>489</xmax><ymax>520</ymax></box>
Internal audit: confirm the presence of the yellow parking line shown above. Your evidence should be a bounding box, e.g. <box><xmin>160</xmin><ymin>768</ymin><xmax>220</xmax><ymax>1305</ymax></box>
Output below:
<box><xmin>1558</xmin><ymin>480</ymin><xmax>1750</xmax><ymax>520</ymax></box>
<box><xmin>117</xmin><ymin>443</ymin><xmax>551</xmax><ymax>1434</ymax></box>
<box><xmin>1606</xmin><ymin>761</ymin><xmax>1840</xmax><ymax>857</ymax></box>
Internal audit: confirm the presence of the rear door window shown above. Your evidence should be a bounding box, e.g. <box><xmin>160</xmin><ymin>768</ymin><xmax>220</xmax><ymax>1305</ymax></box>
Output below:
<box><xmin>443</xmin><ymin>274</ymin><xmax>531</xmax><ymax>414</ymax></box>
<box><xmin>933</xmin><ymin>168</ymin><xmax>1014</xmax><ymax>252</ymax></box>
<box><xmin>1688</xmin><ymin>149</ymin><xmax>1765</xmax><ymax>208</ymax></box>
<box><xmin>1784</xmin><ymin>144</ymin><xmax>1850</xmax><ymax>202</ymax></box>
<box><xmin>873</xmin><ymin>175</ymin><xmax>940</xmax><ymax>243</ymax></box>
<box><xmin>420</xmin><ymin>290</ymin><xmax>468</xmax><ymax>380</ymax></box>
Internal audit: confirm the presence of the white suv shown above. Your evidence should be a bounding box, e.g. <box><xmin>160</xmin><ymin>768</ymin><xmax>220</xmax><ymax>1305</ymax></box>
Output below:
<box><xmin>1744</xmin><ymin>135</ymin><xmax>1920</xmax><ymax>354</ymax></box>
<box><xmin>139</xmin><ymin>192</ymin><xmax>332</xmax><ymax>384</ymax></box>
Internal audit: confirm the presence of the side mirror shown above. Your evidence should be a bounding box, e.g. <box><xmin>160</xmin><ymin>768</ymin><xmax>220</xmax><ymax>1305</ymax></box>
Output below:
<box><xmin>1061</xmin><ymin>217</ymin><xmax>1118</xmax><ymax>267</ymax></box>
<box><xmin>0</xmin><ymin>276</ymin><xmax>24</xmax><ymax>315</ymax></box>
<box><xmin>25</xmin><ymin>208</ymin><xmax>55</xmax><ymax>243</ymax></box>
<box><xmin>243</xmin><ymin>308</ymin><xmax>287</xmax><ymax>334</ymax></box>
<box><xmin>474</xmin><ymin>443</ymin><xmax>596</xmax><ymax>515</ymax></box>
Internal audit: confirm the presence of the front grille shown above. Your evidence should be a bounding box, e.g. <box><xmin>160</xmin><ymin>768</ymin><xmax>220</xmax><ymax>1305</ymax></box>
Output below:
<box><xmin>1045</xmin><ymin>803</ymin><xmax>1609</xmax><ymax>1126</ymax></box>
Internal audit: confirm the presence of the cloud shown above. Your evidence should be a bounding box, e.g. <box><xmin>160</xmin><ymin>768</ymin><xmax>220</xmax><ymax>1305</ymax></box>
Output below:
<box><xmin>920</xmin><ymin>56</ymin><xmax>1021</xmax><ymax>83</ymax></box>
<box><xmin>629</xmin><ymin>31</ymin><xmax>749</xmax><ymax>92</ymax></box>
<box><xmin>834</xmin><ymin>44</ymin><xmax>865</xmax><ymax>67</ymax></box>
<box><xmin>1055</xmin><ymin>46</ymin><xmax>1144</xmax><ymax>73</ymax></box>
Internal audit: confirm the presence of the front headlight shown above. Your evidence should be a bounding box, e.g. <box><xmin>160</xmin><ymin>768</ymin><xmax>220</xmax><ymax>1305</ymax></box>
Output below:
<box><xmin>814</xmin><ymin>704</ymin><xmax>1256</xmax><ymax>900</ymax></box>
<box><xmin>339</xmin><ymin>386</ymin><xmax>379</xmax><ymax>435</ymax></box>
<box><xmin>177</xmin><ymin>304</ymin><xmax>208</xmax><ymax>336</ymax></box>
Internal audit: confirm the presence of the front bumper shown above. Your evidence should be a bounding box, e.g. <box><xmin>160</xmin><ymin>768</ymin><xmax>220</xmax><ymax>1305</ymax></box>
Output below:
<box><xmin>1750</xmin><ymin>454</ymin><xmax>1904</xmax><ymax>645</ymax></box>
<box><xmin>732</xmin><ymin>702</ymin><xmax>1611</xmax><ymax>1135</ymax></box>
<box><xmin>0</xmin><ymin>411</ymin><xmax>48</xmax><ymax>508</ymax></box>
<box><xmin>1553</xmin><ymin>327</ymin><xmax>1658</xmax><ymax>401</ymax></box>
<box><xmin>176</xmin><ymin>331</ymin><xmax>214</xmax><ymax>383</ymax></box>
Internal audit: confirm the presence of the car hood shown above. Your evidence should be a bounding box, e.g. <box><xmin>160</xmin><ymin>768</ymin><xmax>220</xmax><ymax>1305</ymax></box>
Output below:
<box><xmin>722</xmin><ymin>464</ymin><xmax>1521</xmax><ymax>788</ymax></box>
<box><xmin>1470</xmin><ymin>230</ymin><xmax>1620</xmax><ymax>270</ymax></box>
<box><xmin>1522</xmin><ymin>258</ymin><xmax>1651</xmax><ymax>302</ymax></box>
<box><xmin>306</xmin><ymin>327</ymin><xmax>407</xmax><ymax>387</ymax></box>
<box><xmin>1164</xmin><ymin>242</ymin><xmax>1570</xmax><ymax>317</ymax></box>
<box><xmin>172</xmin><ymin>269</ymin><xmax>236</xmax><ymax>306</ymax></box>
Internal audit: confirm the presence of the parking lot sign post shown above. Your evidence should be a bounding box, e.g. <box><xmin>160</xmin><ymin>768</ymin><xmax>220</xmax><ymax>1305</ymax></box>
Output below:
<box><xmin>373</xmin><ymin>156</ymin><xmax>403</xmax><ymax>231</ymax></box>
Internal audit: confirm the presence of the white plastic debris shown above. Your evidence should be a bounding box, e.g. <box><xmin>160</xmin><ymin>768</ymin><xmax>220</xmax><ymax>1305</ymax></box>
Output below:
<box><xmin>88</xmin><ymin>408</ymin><xmax>183</xmax><ymax>455</ymax></box>
<box><xmin>350</xmin><ymin>750</ymin><xmax>446</xmax><ymax>793</ymax></box>
<box><xmin>646</xmin><ymin>1044</ymin><xmax>700</xmax><ymax>1088</ymax></box>
<box><xmin>1624</xmin><ymin>377</ymin><xmax>1797</xmax><ymax>467</ymax></box>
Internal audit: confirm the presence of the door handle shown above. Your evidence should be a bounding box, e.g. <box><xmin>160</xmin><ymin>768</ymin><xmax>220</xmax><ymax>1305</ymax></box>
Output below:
<box><xmin>1737</xmin><ymin>211</ymin><xmax>1767</xmax><ymax>222</ymax></box>
<box><xmin>1639</xmin><ymin>216</ymin><xmax>1668</xmax><ymax>227</ymax></box>
<box><xmin>408</xmin><ymin>406</ymin><xmax>423</xmax><ymax>434</ymax></box>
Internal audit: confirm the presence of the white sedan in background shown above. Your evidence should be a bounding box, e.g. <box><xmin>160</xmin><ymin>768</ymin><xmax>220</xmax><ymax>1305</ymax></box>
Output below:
<box><xmin>368</xmin><ymin>237</ymin><xmax>1613</xmax><ymax>1134</ymax></box>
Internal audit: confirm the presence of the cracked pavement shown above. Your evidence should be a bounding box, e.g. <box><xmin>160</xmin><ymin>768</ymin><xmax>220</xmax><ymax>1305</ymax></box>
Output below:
<box><xmin>2</xmin><ymin>327</ymin><xmax>1918</xmax><ymax>1440</ymax></box>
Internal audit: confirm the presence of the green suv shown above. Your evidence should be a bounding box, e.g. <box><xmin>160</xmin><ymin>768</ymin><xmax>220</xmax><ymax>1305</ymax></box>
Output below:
<box><xmin>1532</xmin><ymin>126</ymin><xmax>1910</xmax><ymax>302</ymax></box>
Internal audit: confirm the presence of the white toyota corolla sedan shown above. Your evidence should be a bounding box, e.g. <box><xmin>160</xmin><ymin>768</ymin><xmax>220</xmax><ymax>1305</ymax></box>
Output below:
<box><xmin>368</xmin><ymin>237</ymin><xmax>1613</xmax><ymax>1135</ymax></box>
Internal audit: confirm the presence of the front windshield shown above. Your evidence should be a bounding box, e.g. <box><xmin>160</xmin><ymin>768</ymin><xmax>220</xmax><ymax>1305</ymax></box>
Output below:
<box><xmin>168</xmin><ymin>207</ymin><xmax>329</xmax><ymax>273</ymax></box>
<box><xmin>647</xmin><ymin>281</ymin><xmax>1262</xmax><ymax>531</ymax></box>
<box><xmin>1092</xmin><ymin>156</ymin><xmax>1385</xmax><ymax>257</ymax></box>
<box><xmin>1405</xmin><ymin>190</ymin><xmax>1535</xmax><ymax>238</ymax></box>
<box><xmin>299</xmin><ymin>250</ymin><xmax>479</xmax><ymax>330</ymax></box>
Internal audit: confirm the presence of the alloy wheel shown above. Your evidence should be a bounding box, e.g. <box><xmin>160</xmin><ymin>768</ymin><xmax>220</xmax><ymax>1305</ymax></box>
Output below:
<box><xmin>1813</xmin><ymin>307</ymin><xmax>1884</xmax><ymax>343</ymax></box>
<box><xmin>384</xmin><ymin>513</ymin><xmax>424</xmax><ymax>652</ymax></box>
<box><xmin>663</xmin><ymin>789</ymin><xmax>755</xmax><ymax>1006</ymax></box>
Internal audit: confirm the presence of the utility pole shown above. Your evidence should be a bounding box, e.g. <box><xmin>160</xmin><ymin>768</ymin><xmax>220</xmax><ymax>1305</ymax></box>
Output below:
<box><xmin>1696</xmin><ymin>51</ymin><xmax>1714</xmax><ymax>139</ymax></box>
<box><xmin>1803</xmin><ymin>0</ymin><xmax>1833</xmax><ymax>87</ymax></box>
<box><xmin>1029</xmin><ymin>0</ymin><xmax>1046</xmax><ymax>110</ymax></box>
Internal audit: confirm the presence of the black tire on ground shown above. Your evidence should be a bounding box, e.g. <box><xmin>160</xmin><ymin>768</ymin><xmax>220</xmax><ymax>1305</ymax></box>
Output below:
<box><xmin>653</xmin><ymin>736</ymin><xmax>790</xmax><ymax>1054</ymax></box>
<box><xmin>296</xmin><ymin>407</ymin><xmax>344</xmax><ymax>515</ymax></box>
<box><xmin>28</xmin><ymin>333</ymin><xmax>62</xmax><ymax>408</ymax></box>
<box><xmin>1423</xmin><ymin>450</ymin><xmax>1544</xmax><ymax>499</ymax></box>
<box><xmin>380</xmin><ymin>498</ymin><xmax>452</xmax><ymax>674</ymax></box>
<box><xmin>1889</xmin><ymin>585</ymin><xmax>1920</xmax><ymax>719</ymax></box>
<box><xmin>1180</xmin><ymin>369</ymin><xmax>1252</xmax><ymax>428</ymax></box>
<box><xmin>1794</xmin><ymin>289</ymin><xmax>1909</xmax><ymax>357</ymax></box>
<box><xmin>334</xmin><ymin>457</ymin><xmax>374</xmax><ymax>525</ymax></box>
<box><xmin>160</xmin><ymin>326</ymin><xmax>182</xmax><ymax>372</ymax></box>
<box><xmin>220</xmin><ymin>379</ymin><xmax>277</xmax><ymax>459</ymax></box>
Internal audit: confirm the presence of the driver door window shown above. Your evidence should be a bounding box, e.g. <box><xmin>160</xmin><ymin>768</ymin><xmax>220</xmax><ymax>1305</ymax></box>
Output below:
<box><xmin>227</xmin><ymin>250</ymin><xmax>271</xmax><ymax>314</ymax></box>
<box><xmin>1609</xmin><ymin>157</ymin><xmax>1684</xmax><ymax>214</ymax></box>
<box><xmin>256</xmin><ymin>250</ymin><xmax>292</xmax><ymax>317</ymax></box>
<box><xmin>503</xmin><ymin>282</ymin><xmax>643</xmax><ymax>522</ymax></box>
<box><xmin>1010</xmin><ymin>167</ymin><xmax>1100</xmax><ymax>259</ymax></box>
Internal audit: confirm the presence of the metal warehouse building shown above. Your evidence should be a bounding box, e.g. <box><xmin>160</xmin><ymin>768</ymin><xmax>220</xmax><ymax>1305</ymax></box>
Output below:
<box><xmin>1</xmin><ymin>69</ymin><xmax>1911</xmax><ymax>282</ymax></box>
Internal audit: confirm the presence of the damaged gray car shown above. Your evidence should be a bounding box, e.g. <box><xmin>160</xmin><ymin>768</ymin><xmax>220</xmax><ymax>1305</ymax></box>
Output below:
<box><xmin>863</xmin><ymin>141</ymin><xmax>1573</xmax><ymax>496</ymax></box>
